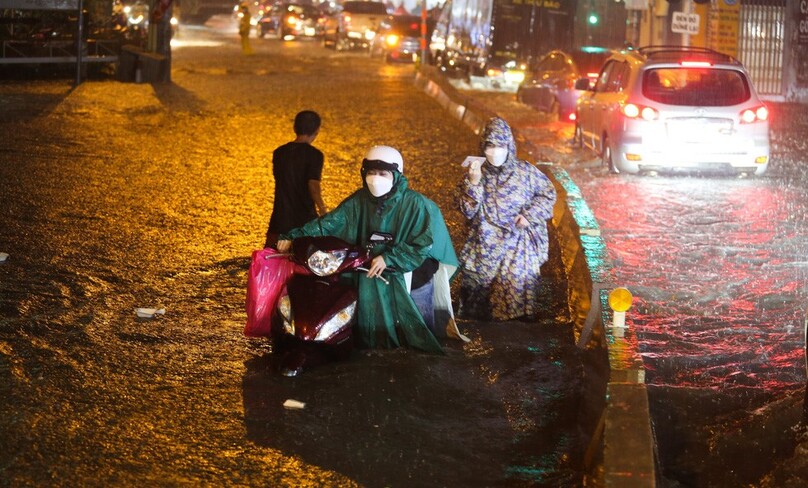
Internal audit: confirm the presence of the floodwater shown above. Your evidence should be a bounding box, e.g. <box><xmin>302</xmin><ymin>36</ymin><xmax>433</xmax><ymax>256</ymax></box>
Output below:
<box><xmin>465</xmin><ymin>83</ymin><xmax>808</xmax><ymax>485</ymax></box>
<box><xmin>0</xmin><ymin>21</ymin><xmax>586</xmax><ymax>487</ymax></box>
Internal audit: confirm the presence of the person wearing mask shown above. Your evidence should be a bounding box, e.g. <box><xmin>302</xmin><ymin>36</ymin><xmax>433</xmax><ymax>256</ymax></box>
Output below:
<box><xmin>265</xmin><ymin>110</ymin><xmax>327</xmax><ymax>248</ymax></box>
<box><xmin>457</xmin><ymin>117</ymin><xmax>557</xmax><ymax>321</ymax></box>
<box><xmin>277</xmin><ymin>146</ymin><xmax>450</xmax><ymax>353</ymax></box>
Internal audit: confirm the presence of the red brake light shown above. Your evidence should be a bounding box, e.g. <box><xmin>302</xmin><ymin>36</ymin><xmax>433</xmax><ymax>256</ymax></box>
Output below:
<box><xmin>680</xmin><ymin>60</ymin><xmax>712</xmax><ymax>67</ymax></box>
<box><xmin>740</xmin><ymin>105</ymin><xmax>769</xmax><ymax>124</ymax></box>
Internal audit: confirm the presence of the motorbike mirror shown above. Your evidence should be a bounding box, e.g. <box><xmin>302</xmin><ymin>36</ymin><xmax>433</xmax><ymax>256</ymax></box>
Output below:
<box><xmin>574</xmin><ymin>78</ymin><xmax>592</xmax><ymax>91</ymax></box>
<box><xmin>368</xmin><ymin>232</ymin><xmax>394</xmax><ymax>244</ymax></box>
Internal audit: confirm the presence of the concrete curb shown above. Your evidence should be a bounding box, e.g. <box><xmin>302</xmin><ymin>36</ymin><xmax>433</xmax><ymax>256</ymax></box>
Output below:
<box><xmin>415</xmin><ymin>67</ymin><xmax>656</xmax><ymax>486</ymax></box>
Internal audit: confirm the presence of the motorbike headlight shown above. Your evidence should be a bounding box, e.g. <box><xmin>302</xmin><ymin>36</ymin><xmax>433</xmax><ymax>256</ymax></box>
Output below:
<box><xmin>315</xmin><ymin>302</ymin><xmax>356</xmax><ymax>341</ymax></box>
<box><xmin>278</xmin><ymin>295</ymin><xmax>294</xmax><ymax>334</ymax></box>
<box><xmin>307</xmin><ymin>250</ymin><xmax>347</xmax><ymax>276</ymax></box>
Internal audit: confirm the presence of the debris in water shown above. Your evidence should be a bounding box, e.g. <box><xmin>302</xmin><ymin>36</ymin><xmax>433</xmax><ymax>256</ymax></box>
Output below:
<box><xmin>135</xmin><ymin>308</ymin><xmax>166</xmax><ymax>318</ymax></box>
<box><xmin>283</xmin><ymin>399</ymin><xmax>306</xmax><ymax>410</ymax></box>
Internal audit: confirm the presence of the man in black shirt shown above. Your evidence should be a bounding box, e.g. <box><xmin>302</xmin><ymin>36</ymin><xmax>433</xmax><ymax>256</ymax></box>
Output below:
<box><xmin>265</xmin><ymin>110</ymin><xmax>327</xmax><ymax>248</ymax></box>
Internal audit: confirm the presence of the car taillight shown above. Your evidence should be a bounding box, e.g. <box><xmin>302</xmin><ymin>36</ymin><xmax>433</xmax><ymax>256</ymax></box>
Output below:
<box><xmin>487</xmin><ymin>67</ymin><xmax>503</xmax><ymax>77</ymax></box>
<box><xmin>740</xmin><ymin>105</ymin><xmax>769</xmax><ymax>124</ymax></box>
<box><xmin>385</xmin><ymin>34</ymin><xmax>399</xmax><ymax>47</ymax></box>
<box><xmin>623</xmin><ymin>103</ymin><xmax>659</xmax><ymax>121</ymax></box>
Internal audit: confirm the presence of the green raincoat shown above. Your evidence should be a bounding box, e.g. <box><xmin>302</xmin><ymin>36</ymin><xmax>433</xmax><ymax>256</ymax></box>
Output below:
<box><xmin>419</xmin><ymin>197</ymin><xmax>469</xmax><ymax>343</ymax></box>
<box><xmin>281</xmin><ymin>171</ymin><xmax>444</xmax><ymax>354</ymax></box>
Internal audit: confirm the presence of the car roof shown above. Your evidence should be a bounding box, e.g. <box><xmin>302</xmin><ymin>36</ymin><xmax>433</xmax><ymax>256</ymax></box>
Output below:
<box><xmin>627</xmin><ymin>46</ymin><xmax>744</xmax><ymax>68</ymax></box>
<box><xmin>342</xmin><ymin>1</ymin><xmax>387</xmax><ymax>11</ymax></box>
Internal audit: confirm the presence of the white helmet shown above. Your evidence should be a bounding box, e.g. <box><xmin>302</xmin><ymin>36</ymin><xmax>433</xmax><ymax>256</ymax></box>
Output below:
<box><xmin>364</xmin><ymin>145</ymin><xmax>403</xmax><ymax>173</ymax></box>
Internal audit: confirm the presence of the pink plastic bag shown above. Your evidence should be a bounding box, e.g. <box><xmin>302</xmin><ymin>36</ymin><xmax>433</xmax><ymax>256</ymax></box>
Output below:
<box><xmin>244</xmin><ymin>248</ymin><xmax>296</xmax><ymax>337</ymax></box>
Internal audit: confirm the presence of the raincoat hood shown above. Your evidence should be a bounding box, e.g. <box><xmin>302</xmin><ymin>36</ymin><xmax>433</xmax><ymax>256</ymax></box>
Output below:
<box><xmin>479</xmin><ymin>117</ymin><xmax>517</xmax><ymax>168</ymax></box>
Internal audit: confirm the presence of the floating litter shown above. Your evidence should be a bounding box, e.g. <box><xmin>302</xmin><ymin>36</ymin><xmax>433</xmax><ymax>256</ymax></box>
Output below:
<box><xmin>283</xmin><ymin>399</ymin><xmax>306</xmax><ymax>410</ymax></box>
<box><xmin>135</xmin><ymin>308</ymin><xmax>166</xmax><ymax>318</ymax></box>
<box><xmin>0</xmin><ymin>252</ymin><xmax>8</xmax><ymax>262</ymax></box>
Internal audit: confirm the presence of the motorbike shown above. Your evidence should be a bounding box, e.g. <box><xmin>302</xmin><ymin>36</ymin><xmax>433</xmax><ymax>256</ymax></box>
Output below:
<box><xmin>271</xmin><ymin>233</ymin><xmax>393</xmax><ymax>376</ymax></box>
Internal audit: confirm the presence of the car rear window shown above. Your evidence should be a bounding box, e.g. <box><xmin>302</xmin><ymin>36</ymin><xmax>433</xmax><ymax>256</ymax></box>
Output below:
<box><xmin>390</xmin><ymin>17</ymin><xmax>423</xmax><ymax>36</ymax></box>
<box><xmin>642</xmin><ymin>68</ymin><xmax>750</xmax><ymax>106</ymax></box>
<box><xmin>570</xmin><ymin>51</ymin><xmax>611</xmax><ymax>76</ymax></box>
<box><xmin>287</xmin><ymin>5</ymin><xmax>318</xmax><ymax>16</ymax></box>
<box><xmin>343</xmin><ymin>1</ymin><xmax>388</xmax><ymax>14</ymax></box>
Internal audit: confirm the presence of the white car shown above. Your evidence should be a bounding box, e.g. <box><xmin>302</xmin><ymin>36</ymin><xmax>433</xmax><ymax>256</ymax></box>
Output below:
<box><xmin>575</xmin><ymin>46</ymin><xmax>770</xmax><ymax>176</ymax></box>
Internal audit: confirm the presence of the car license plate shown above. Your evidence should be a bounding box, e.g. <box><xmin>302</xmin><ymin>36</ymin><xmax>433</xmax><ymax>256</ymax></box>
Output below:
<box><xmin>667</xmin><ymin>118</ymin><xmax>732</xmax><ymax>143</ymax></box>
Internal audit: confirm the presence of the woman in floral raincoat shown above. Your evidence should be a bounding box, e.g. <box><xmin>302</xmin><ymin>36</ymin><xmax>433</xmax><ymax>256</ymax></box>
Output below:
<box><xmin>457</xmin><ymin>117</ymin><xmax>557</xmax><ymax>321</ymax></box>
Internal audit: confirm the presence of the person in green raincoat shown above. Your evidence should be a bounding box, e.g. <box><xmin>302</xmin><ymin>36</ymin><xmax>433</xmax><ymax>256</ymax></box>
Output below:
<box><xmin>411</xmin><ymin>196</ymin><xmax>469</xmax><ymax>343</ymax></box>
<box><xmin>277</xmin><ymin>145</ymin><xmax>455</xmax><ymax>354</ymax></box>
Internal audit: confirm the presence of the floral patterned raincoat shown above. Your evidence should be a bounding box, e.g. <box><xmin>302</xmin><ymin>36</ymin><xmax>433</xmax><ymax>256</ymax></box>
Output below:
<box><xmin>457</xmin><ymin>117</ymin><xmax>557</xmax><ymax>321</ymax></box>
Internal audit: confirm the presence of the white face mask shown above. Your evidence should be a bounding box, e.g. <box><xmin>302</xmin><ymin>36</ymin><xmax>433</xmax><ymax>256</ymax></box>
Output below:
<box><xmin>365</xmin><ymin>174</ymin><xmax>394</xmax><ymax>197</ymax></box>
<box><xmin>484</xmin><ymin>147</ymin><xmax>509</xmax><ymax>167</ymax></box>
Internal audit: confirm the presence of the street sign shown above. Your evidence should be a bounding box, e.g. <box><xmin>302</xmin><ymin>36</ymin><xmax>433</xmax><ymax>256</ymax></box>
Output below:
<box><xmin>0</xmin><ymin>0</ymin><xmax>78</xmax><ymax>10</ymax></box>
<box><xmin>624</xmin><ymin>0</ymin><xmax>647</xmax><ymax>10</ymax></box>
<box><xmin>671</xmin><ymin>11</ymin><xmax>700</xmax><ymax>35</ymax></box>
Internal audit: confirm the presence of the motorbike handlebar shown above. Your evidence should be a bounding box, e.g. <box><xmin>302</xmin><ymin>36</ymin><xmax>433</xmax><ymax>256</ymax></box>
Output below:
<box><xmin>356</xmin><ymin>267</ymin><xmax>390</xmax><ymax>285</ymax></box>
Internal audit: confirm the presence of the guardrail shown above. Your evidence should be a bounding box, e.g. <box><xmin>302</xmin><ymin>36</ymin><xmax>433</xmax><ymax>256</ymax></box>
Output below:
<box><xmin>0</xmin><ymin>38</ymin><xmax>119</xmax><ymax>64</ymax></box>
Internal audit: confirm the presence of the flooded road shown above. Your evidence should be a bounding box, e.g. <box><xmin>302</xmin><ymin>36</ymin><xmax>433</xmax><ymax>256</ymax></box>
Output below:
<box><xmin>465</xmin><ymin>83</ymin><xmax>808</xmax><ymax>485</ymax></box>
<box><xmin>0</xmin><ymin>21</ymin><xmax>584</xmax><ymax>487</ymax></box>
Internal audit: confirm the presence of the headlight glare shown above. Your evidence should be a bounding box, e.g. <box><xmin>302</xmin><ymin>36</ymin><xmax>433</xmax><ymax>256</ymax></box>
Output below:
<box><xmin>278</xmin><ymin>295</ymin><xmax>294</xmax><ymax>334</ymax></box>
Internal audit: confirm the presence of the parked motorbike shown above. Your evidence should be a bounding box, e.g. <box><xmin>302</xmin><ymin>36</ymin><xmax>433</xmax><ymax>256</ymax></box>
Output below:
<box><xmin>272</xmin><ymin>233</ymin><xmax>393</xmax><ymax>376</ymax></box>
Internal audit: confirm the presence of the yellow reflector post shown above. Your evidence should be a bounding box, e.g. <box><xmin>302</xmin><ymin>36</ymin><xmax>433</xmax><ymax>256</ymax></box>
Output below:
<box><xmin>609</xmin><ymin>287</ymin><xmax>633</xmax><ymax>312</ymax></box>
<box><xmin>608</xmin><ymin>287</ymin><xmax>633</xmax><ymax>336</ymax></box>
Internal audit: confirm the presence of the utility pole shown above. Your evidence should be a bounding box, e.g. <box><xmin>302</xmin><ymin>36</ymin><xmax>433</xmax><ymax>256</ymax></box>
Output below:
<box><xmin>420</xmin><ymin>0</ymin><xmax>427</xmax><ymax>65</ymax></box>
<box><xmin>75</xmin><ymin>0</ymin><xmax>84</xmax><ymax>85</ymax></box>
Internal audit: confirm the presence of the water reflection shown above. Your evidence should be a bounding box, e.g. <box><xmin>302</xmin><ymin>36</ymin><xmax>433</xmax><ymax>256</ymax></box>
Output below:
<box><xmin>581</xmin><ymin>176</ymin><xmax>808</xmax><ymax>391</ymax></box>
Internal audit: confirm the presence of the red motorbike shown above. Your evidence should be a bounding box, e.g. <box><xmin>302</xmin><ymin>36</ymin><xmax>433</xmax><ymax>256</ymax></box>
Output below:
<box><xmin>272</xmin><ymin>233</ymin><xmax>393</xmax><ymax>376</ymax></box>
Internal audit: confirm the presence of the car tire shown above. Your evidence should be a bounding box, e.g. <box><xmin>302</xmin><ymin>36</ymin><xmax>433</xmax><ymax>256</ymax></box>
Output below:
<box><xmin>574</xmin><ymin>123</ymin><xmax>584</xmax><ymax>149</ymax></box>
<box><xmin>602</xmin><ymin>136</ymin><xmax>618</xmax><ymax>174</ymax></box>
<box><xmin>550</xmin><ymin>99</ymin><xmax>560</xmax><ymax>122</ymax></box>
